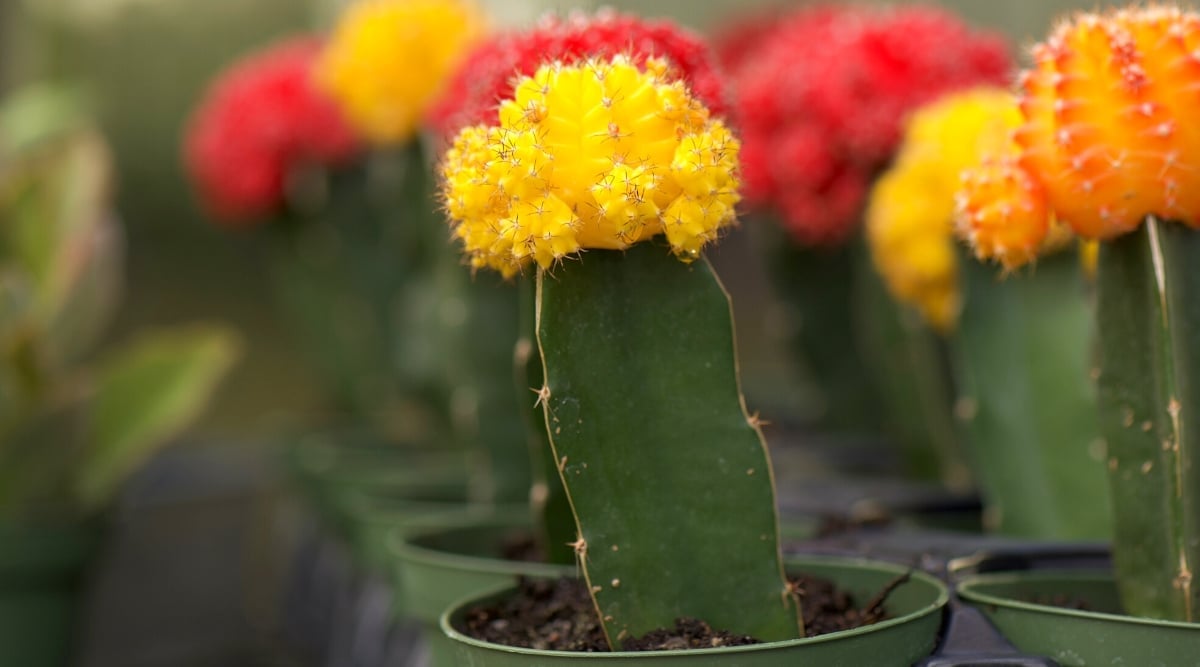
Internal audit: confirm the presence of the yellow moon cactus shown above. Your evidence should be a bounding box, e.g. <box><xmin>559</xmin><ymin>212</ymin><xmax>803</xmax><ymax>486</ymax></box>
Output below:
<box><xmin>440</xmin><ymin>56</ymin><xmax>741</xmax><ymax>277</ymax></box>
<box><xmin>866</xmin><ymin>88</ymin><xmax>1021</xmax><ymax>332</ymax></box>
<box><xmin>317</xmin><ymin>0</ymin><xmax>484</xmax><ymax>145</ymax></box>
<box><xmin>958</xmin><ymin>6</ymin><xmax>1200</xmax><ymax>267</ymax></box>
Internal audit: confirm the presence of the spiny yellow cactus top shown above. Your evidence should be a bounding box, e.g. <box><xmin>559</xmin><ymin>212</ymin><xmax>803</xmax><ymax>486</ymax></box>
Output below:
<box><xmin>317</xmin><ymin>0</ymin><xmax>484</xmax><ymax>145</ymax></box>
<box><xmin>959</xmin><ymin>6</ymin><xmax>1200</xmax><ymax>269</ymax></box>
<box><xmin>867</xmin><ymin>88</ymin><xmax>1021</xmax><ymax>332</ymax></box>
<box><xmin>441</xmin><ymin>56</ymin><xmax>741</xmax><ymax>277</ymax></box>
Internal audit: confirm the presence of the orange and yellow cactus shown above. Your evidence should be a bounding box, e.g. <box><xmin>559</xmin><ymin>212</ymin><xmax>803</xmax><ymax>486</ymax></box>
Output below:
<box><xmin>960</xmin><ymin>6</ymin><xmax>1200</xmax><ymax>624</ymax></box>
<box><xmin>440</xmin><ymin>56</ymin><xmax>741</xmax><ymax>277</ymax></box>
<box><xmin>317</xmin><ymin>0</ymin><xmax>484</xmax><ymax>145</ymax></box>
<box><xmin>958</xmin><ymin>6</ymin><xmax>1200</xmax><ymax>267</ymax></box>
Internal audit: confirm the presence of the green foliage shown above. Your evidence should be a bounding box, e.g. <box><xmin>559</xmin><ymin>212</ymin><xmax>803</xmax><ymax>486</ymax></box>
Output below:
<box><xmin>536</xmin><ymin>243</ymin><xmax>801</xmax><ymax>646</ymax></box>
<box><xmin>79</xmin><ymin>325</ymin><xmax>239</xmax><ymax>508</ymax></box>
<box><xmin>954</xmin><ymin>252</ymin><xmax>1110</xmax><ymax>539</ymax></box>
<box><xmin>0</xmin><ymin>86</ymin><xmax>238</xmax><ymax>517</ymax></box>
<box><xmin>1097</xmin><ymin>219</ymin><xmax>1200</xmax><ymax>621</ymax></box>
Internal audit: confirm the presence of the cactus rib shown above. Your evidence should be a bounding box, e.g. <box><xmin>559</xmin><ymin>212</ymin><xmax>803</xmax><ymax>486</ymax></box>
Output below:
<box><xmin>516</xmin><ymin>277</ymin><xmax>575</xmax><ymax>563</ymax></box>
<box><xmin>1097</xmin><ymin>218</ymin><xmax>1200</xmax><ymax>621</ymax></box>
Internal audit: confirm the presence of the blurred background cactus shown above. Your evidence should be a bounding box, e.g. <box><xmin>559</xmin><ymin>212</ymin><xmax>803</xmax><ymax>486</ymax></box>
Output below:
<box><xmin>715</xmin><ymin>5</ymin><xmax>1011</xmax><ymax>498</ymax></box>
<box><xmin>867</xmin><ymin>88</ymin><xmax>1111</xmax><ymax>539</ymax></box>
<box><xmin>0</xmin><ymin>0</ymin><xmax>1175</xmax><ymax>663</ymax></box>
<box><xmin>0</xmin><ymin>85</ymin><xmax>238</xmax><ymax>518</ymax></box>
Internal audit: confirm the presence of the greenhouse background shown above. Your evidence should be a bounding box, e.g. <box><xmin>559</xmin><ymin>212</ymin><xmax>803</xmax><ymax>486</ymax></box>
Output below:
<box><xmin>0</xmin><ymin>0</ymin><xmax>1175</xmax><ymax>666</ymax></box>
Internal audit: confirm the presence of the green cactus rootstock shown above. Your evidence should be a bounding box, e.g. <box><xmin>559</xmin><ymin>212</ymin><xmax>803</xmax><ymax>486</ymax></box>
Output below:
<box><xmin>268</xmin><ymin>143</ymin><xmax>450</xmax><ymax>435</ymax></box>
<box><xmin>763</xmin><ymin>226</ymin><xmax>884</xmax><ymax>432</ymax></box>
<box><xmin>954</xmin><ymin>252</ymin><xmax>1110</xmax><ymax>540</ymax></box>
<box><xmin>855</xmin><ymin>255</ymin><xmax>967</xmax><ymax>488</ymax></box>
<box><xmin>535</xmin><ymin>242</ymin><xmax>802</xmax><ymax>647</ymax></box>
<box><xmin>447</xmin><ymin>272</ymin><xmax>531</xmax><ymax>504</ymax></box>
<box><xmin>1097</xmin><ymin>219</ymin><xmax>1200</xmax><ymax>622</ymax></box>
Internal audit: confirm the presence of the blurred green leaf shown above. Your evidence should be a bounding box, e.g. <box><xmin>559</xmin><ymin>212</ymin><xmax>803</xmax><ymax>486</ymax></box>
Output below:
<box><xmin>76</xmin><ymin>324</ymin><xmax>240</xmax><ymax>509</ymax></box>
<box><xmin>3</xmin><ymin>125</ymin><xmax>116</xmax><ymax>321</ymax></box>
<box><xmin>0</xmin><ymin>83</ymin><xmax>90</xmax><ymax>157</ymax></box>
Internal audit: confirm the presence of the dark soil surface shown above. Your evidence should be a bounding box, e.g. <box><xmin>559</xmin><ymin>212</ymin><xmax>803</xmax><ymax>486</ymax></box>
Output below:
<box><xmin>459</xmin><ymin>576</ymin><xmax>608</xmax><ymax>651</ymax></box>
<box><xmin>456</xmin><ymin>571</ymin><xmax>904</xmax><ymax>653</ymax></box>
<box><xmin>793</xmin><ymin>571</ymin><xmax>897</xmax><ymax>636</ymax></box>
<box><xmin>498</xmin><ymin>532</ymin><xmax>543</xmax><ymax>563</ymax></box>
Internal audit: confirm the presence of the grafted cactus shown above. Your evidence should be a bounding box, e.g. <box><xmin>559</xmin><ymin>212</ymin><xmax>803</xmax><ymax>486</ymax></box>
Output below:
<box><xmin>716</xmin><ymin>5</ymin><xmax>1011</xmax><ymax>439</ymax></box>
<box><xmin>957</xmin><ymin>6</ymin><xmax>1200</xmax><ymax>620</ymax></box>
<box><xmin>429</xmin><ymin>9</ymin><xmax>742</xmax><ymax>545</ymax></box>
<box><xmin>184</xmin><ymin>19</ymin><xmax>536</xmax><ymax>505</ymax></box>
<box><xmin>440</xmin><ymin>57</ymin><xmax>801</xmax><ymax>646</ymax></box>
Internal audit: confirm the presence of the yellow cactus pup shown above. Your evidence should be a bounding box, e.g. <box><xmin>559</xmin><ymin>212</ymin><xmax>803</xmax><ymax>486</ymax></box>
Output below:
<box><xmin>318</xmin><ymin>0</ymin><xmax>485</xmax><ymax>145</ymax></box>
<box><xmin>440</xmin><ymin>56</ymin><xmax>741</xmax><ymax>277</ymax></box>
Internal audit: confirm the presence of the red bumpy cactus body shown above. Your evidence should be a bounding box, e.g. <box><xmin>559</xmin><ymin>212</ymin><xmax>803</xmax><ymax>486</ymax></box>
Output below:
<box><xmin>426</xmin><ymin>10</ymin><xmax>726</xmax><ymax>140</ymax></box>
<box><xmin>958</xmin><ymin>7</ymin><xmax>1200</xmax><ymax>268</ymax></box>
<box><xmin>183</xmin><ymin>38</ymin><xmax>360</xmax><ymax>225</ymax></box>
<box><xmin>719</xmin><ymin>5</ymin><xmax>1011</xmax><ymax>246</ymax></box>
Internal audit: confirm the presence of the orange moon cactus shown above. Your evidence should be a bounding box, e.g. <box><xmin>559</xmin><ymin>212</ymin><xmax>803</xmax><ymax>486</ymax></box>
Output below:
<box><xmin>959</xmin><ymin>6</ymin><xmax>1200</xmax><ymax>267</ymax></box>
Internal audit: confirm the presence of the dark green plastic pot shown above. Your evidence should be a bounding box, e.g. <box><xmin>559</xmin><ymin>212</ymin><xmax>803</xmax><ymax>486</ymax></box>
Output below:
<box><xmin>338</xmin><ymin>485</ymin><xmax>492</xmax><ymax>572</ymax></box>
<box><xmin>389</xmin><ymin>515</ymin><xmax>840</xmax><ymax>666</ymax></box>
<box><xmin>438</xmin><ymin>556</ymin><xmax>947</xmax><ymax>665</ymax></box>
<box><xmin>958</xmin><ymin>571</ymin><xmax>1200</xmax><ymax>666</ymax></box>
<box><xmin>0</xmin><ymin>519</ymin><xmax>103</xmax><ymax>667</ymax></box>
<box><xmin>390</xmin><ymin>513</ymin><xmax>573</xmax><ymax>665</ymax></box>
<box><xmin>281</xmin><ymin>429</ymin><xmax>469</xmax><ymax>538</ymax></box>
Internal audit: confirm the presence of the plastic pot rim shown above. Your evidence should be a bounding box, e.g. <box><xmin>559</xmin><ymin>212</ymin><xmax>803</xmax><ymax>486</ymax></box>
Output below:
<box><xmin>957</xmin><ymin>570</ymin><xmax>1200</xmax><ymax>630</ymax></box>
<box><xmin>389</xmin><ymin>515</ymin><xmax>571</xmax><ymax>580</ymax></box>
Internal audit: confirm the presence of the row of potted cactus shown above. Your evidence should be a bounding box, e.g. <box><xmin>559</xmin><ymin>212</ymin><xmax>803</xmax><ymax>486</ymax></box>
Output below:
<box><xmin>165</xmin><ymin>1</ymin><xmax>1200</xmax><ymax>665</ymax></box>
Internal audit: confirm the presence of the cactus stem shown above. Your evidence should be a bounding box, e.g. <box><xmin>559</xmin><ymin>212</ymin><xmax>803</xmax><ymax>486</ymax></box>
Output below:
<box><xmin>1098</xmin><ymin>217</ymin><xmax>1200</xmax><ymax>621</ymax></box>
<box><xmin>535</xmin><ymin>243</ymin><xmax>800</xmax><ymax>644</ymax></box>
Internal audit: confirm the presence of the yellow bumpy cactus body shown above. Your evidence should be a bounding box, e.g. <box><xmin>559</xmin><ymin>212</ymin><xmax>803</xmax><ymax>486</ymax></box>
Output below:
<box><xmin>867</xmin><ymin>88</ymin><xmax>1021</xmax><ymax>331</ymax></box>
<box><xmin>958</xmin><ymin>6</ymin><xmax>1200</xmax><ymax>268</ymax></box>
<box><xmin>441</xmin><ymin>56</ymin><xmax>741</xmax><ymax>277</ymax></box>
<box><xmin>318</xmin><ymin>0</ymin><xmax>484</xmax><ymax>144</ymax></box>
